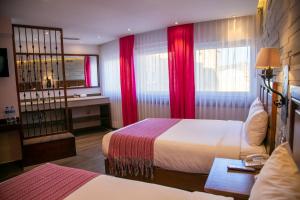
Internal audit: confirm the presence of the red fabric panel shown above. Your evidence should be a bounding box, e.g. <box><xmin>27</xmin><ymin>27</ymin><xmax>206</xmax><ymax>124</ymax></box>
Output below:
<box><xmin>84</xmin><ymin>56</ymin><xmax>91</xmax><ymax>87</ymax></box>
<box><xmin>119</xmin><ymin>35</ymin><xmax>138</xmax><ymax>126</ymax></box>
<box><xmin>0</xmin><ymin>163</ymin><xmax>98</xmax><ymax>200</ymax></box>
<box><xmin>167</xmin><ymin>24</ymin><xmax>195</xmax><ymax>118</ymax></box>
<box><xmin>108</xmin><ymin>118</ymin><xmax>181</xmax><ymax>177</ymax></box>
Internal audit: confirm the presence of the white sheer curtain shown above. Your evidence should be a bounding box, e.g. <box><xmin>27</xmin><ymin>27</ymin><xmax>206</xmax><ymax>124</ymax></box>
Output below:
<box><xmin>194</xmin><ymin>16</ymin><xmax>257</xmax><ymax>120</ymax></box>
<box><xmin>134</xmin><ymin>29</ymin><xmax>170</xmax><ymax>120</ymax></box>
<box><xmin>99</xmin><ymin>40</ymin><xmax>123</xmax><ymax>128</ymax></box>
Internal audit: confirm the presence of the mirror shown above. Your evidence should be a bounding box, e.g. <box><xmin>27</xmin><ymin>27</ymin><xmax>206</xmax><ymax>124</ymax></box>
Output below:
<box><xmin>17</xmin><ymin>54</ymin><xmax>99</xmax><ymax>91</ymax></box>
<box><xmin>64</xmin><ymin>54</ymin><xmax>99</xmax><ymax>88</ymax></box>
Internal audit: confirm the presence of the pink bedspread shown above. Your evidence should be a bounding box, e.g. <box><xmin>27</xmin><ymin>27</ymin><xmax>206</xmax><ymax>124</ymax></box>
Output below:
<box><xmin>0</xmin><ymin>163</ymin><xmax>98</xmax><ymax>200</ymax></box>
<box><xmin>108</xmin><ymin>118</ymin><xmax>181</xmax><ymax>178</ymax></box>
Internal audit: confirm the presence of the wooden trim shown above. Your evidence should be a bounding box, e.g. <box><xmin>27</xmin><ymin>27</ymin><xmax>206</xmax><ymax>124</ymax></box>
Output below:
<box><xmin>11</xmin><ymin>25</ymin><xmax>25</xmax><ymax>163</ymax></box>
<box><xmin>22</xmin><ymin>130</ymin><xmax>69</xmax><ymax>140</ymax></box>
<box><xmin>105</xmin><ymin>159</ymin><xmax>207</xmax><ymax>192</ymax></box>
<box><xmin>289</xmin><ymin>85</ymin><xmax>300</xmax><ymax>168</ymax></box>
<box><xmin>68</xmin><ymin>108</ymin><xmax>73</xmax><ymax>132</ymax></box>
<box><xmin>259</xmin><ymin>81</ymin><xmax>278</xmax><ymax>154</ymax></box>
<box><xmin>60</xmin><ymin>28</ymin><xmax>69</xmax><ymax>131</ymax></box>
<box><xmin>270</xmin><ymin>83</ymin><xmax>278</xmax><ymax>152</ymax></box>
<box><xmin>65</xmin><ymin>53</ymin><xmax>99</xmax><ymax>57</ymax></box>
<box><xmin>12</xmin><ymin>24</ymin><xmax>62</xmax><ymax>31</ymax></box>
<box><xmin>68</xmin><ymin>103</ymin><xmax>112</xmax><ymax>131</ymax></box>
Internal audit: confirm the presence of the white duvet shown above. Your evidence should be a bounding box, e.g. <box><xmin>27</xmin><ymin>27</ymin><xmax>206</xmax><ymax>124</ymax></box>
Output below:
<box><xmin>65</xmin><ymin>175</ymin><xmax>232</xmax><ymax>200</ymax></box>
<box><xmin>102</xmin><ymin>119</ymin><xmax>266</xmax><ymax>174</ymax></box>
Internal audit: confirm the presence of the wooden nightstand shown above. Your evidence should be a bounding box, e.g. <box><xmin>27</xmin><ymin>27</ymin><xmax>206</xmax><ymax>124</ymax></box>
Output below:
<box><xmin>204</xmin><ymin>158</ymin><xmax>258</xmax><ymax>200</ymax></box>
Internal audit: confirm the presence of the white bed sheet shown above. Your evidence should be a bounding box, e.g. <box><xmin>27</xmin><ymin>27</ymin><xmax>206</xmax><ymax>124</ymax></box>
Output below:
<box><xmin>153</xmin><ymin>119</ymin><xmax>242</xmax><ymax>173</ymax></box>
<box><xmin>102</xmin><ymin>119</ymin><xmax>266</xmax><ymax>174</ymax></box>
<box><xmin>65</xmin><ymin>175</ymin><xmax>232</xmax><ymax>200</ymax></box>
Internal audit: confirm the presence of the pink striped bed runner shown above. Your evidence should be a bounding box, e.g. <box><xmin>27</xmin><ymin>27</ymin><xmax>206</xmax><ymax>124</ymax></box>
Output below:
<box><xmin>108</xmin><ymin>118</ymin><xmax>181</xmax><ymax>178</ymax></box>
<box><xmin>0</xmin><ymin>163</ymin><xmax>98</xmax><ymax>200</ymax></box>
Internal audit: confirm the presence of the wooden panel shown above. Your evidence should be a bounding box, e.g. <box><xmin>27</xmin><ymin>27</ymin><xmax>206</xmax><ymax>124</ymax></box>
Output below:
<box><xmin>289</xmin><ymin>85</ymin><xmax>300</xmax><ymax>168</ymax></box>
<box><xmin>71</xmin><ymin>105</ymin><xmax>100</xmax><ymax>118</ymax></box>
<box><xmin>105</xmin><ymin>159</ymin><xmax>207</xmax><ymax>192</ymax></box>
<box><xmin>69</xmin><ymin>103</ymin><xmax>112</xmax><ymax>132</ymax></box>
<box><xmin>259</xmin><ymin>82</ymin><xmax>278</xmax><ymax>154</ymax></box>
<box><xmin>292</xmin><ymin>111</ymin><xmax>300</xmax><ymax>167</ymax></box>
<box><xmin>23</xmin><ymin>132</ymin><xmax>76</xmax><ymax>166</ymax></box>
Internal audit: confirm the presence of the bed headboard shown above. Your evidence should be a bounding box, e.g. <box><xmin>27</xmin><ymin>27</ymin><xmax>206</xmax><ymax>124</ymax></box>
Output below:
<box><xmin>289</xmin><ymin>85</ymin><xmax>300</xmax><ymax>168</ymax></box>
<box><xmin>259</xmin><ymin>81</ymin><xmax>278</xmax><ymax>155</ymax></box>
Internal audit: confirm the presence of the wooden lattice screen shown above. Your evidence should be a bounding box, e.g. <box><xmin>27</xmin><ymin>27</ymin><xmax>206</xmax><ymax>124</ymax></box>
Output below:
<box><xmin>12</xmin><ymin>25</ymin><xmax>68</xmax><ymax>139</ymax></box>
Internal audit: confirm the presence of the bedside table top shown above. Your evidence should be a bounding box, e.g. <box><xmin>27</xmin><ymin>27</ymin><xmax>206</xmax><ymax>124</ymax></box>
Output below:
<box><xmin>204</xmin><ymin>158</ymin><xmax>257</xmax><ymax>200</ymax></box>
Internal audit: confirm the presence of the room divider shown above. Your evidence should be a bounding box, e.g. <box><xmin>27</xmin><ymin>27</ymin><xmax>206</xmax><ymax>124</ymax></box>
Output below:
<box><xmin>12</xmin><ymin>24</ymin><xmax>76</xmax><ymax>166</ymax></box>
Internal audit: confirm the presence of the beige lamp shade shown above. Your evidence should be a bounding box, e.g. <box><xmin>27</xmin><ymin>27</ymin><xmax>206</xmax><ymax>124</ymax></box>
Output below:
<box><xmin>256</xmin><ymin>48</ymin><xmax>281</xmax><ymax>69</ymax></box>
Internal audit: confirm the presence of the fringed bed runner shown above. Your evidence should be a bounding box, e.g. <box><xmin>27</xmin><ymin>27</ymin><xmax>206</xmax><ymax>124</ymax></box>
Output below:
<box><xmin>0</xmin><ymin>163</ymin><xmax>99</xmax><ymax>200</ymax></box>
<box><xmin>108</xmin><ymin>118</ymin><xmax>181</xmax><ymax>178</ymax></box>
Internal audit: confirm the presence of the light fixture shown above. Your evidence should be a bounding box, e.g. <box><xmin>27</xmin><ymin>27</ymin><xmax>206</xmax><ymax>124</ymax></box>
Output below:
<box><xmin>175</xmin><ymin>21</ymin><xmax>178</xmax><ymax>25</ymax></box>
<box><xmin>45</xmin><ymin>31</ymin><xmax>49</xmax><ymax>35</ymax></box>
<box><xmin>256</xmin><ymin>47</ymin><xmax>286</xmax><ymax>107</ymax></box>
<box><xmin>127</xmin><ymin>28</ymin><xmax>131</xmax><ymax>32</ymax></box>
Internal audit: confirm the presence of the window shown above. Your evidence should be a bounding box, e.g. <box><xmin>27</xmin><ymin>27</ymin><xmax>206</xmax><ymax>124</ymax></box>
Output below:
<box><xmin>135</xmin><ymin>52</ymin><xmax>169</xmax><ymax>95</ymax></box>
<box><xmin>195</xmin><ymin>46</ymin><xmax>250</xmax><ymax>93</ymax></box>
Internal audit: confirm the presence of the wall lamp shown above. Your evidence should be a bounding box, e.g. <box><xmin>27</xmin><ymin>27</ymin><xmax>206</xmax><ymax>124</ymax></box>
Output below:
<box><xmin>256</xmin><ymin>48</ymin><xmax>287</xmax><ymax>108</ymax></box>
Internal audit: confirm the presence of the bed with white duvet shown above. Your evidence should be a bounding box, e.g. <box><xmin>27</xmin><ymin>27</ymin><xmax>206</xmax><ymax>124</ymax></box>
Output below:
<box><xmin>103</xmin><ymin>118</ymin><xmax>266</xmax><ymax>174</ymax></box>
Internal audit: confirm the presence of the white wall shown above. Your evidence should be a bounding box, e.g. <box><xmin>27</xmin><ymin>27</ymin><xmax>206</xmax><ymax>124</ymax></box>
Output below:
<box><xmin>0</xmin><ymin>16</ymin><xmax>19</xmax><ymax>119</ymax></box>
<box><xmin>64</xmin><ymin>43</ymin><xmax>99</xmax><ymax>55</ymax></box>
<box><xmin>0</xmin><ymin>16</ymin><xmax>22</xmax><ymax>163</ymax></box>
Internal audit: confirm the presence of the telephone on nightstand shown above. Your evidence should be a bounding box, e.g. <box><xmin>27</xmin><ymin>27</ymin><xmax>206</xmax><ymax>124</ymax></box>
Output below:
<box><xmin>244</xmin><ymin>154</ymin><xmax>269</xmax><ymax>169</ymax></box>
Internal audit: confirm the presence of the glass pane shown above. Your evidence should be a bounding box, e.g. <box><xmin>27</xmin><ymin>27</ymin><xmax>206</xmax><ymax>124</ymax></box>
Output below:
<box><xmin>64</xmin><ymin>55</ymin><xmax>99</xmax><ymax>88</ymax></box>
<box><xmin>195</xmin><ymin>46</ymin><xmax>250</xmax><ymax>92</ymax></box>
<box><xmin>135</xmin><ymin>52</ymin><xmax>169</xmax><ymax>95</ymax></box>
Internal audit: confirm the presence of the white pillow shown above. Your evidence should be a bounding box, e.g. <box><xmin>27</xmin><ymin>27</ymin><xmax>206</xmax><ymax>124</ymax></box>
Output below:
<box><xmin>249</xmin><ymin>142</ymin><xmax>300</xmax><ymax>200</ymax></box>
<box><xmin>249</xmin><ymin>98</ymin><xmax>261</xmax><ymax>109</ymax></box>
<box><xmin>245</xmin><ymin>108</ymin><xmax>268</xmax><ymax>146</ymax></box>
<box><xmin>248</xmin><ymin>98</ymin><xmax>264</xmax><ymax>118</ymax></box>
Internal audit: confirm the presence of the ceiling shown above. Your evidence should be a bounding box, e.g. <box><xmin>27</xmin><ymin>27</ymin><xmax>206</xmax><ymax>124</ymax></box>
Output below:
<box><xmin>0</xmin><ymin>0</ymin><xmax>258</xmax><ymax>45</ymax></box>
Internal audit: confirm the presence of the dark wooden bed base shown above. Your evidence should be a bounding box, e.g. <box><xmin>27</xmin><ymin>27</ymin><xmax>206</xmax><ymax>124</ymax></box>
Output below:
<box><xmin>105</xmin><ymin>159</ymin><xmax>207</xmax><ymax>191</ymax></box>
<box><xmin>105</xmin><ymin>81</ymin><xmax>278</xmax><ymax>192</ymax></box>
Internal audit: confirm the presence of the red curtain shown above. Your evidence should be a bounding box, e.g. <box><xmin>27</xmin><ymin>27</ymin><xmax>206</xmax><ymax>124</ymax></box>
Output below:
<box><xmin>119</xmin><ymin>35</ymin><xmax>138</xmax><ymax>126</ymax></box>
<box><xmin>167</xmin><ymin>24</ymin><xmax>195</xmax><ymax>118</ymax></box>
<box><xmin>84</xmin><ymin>56</ymin><xmax>91</xmax><ymax>87</ymax></box>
